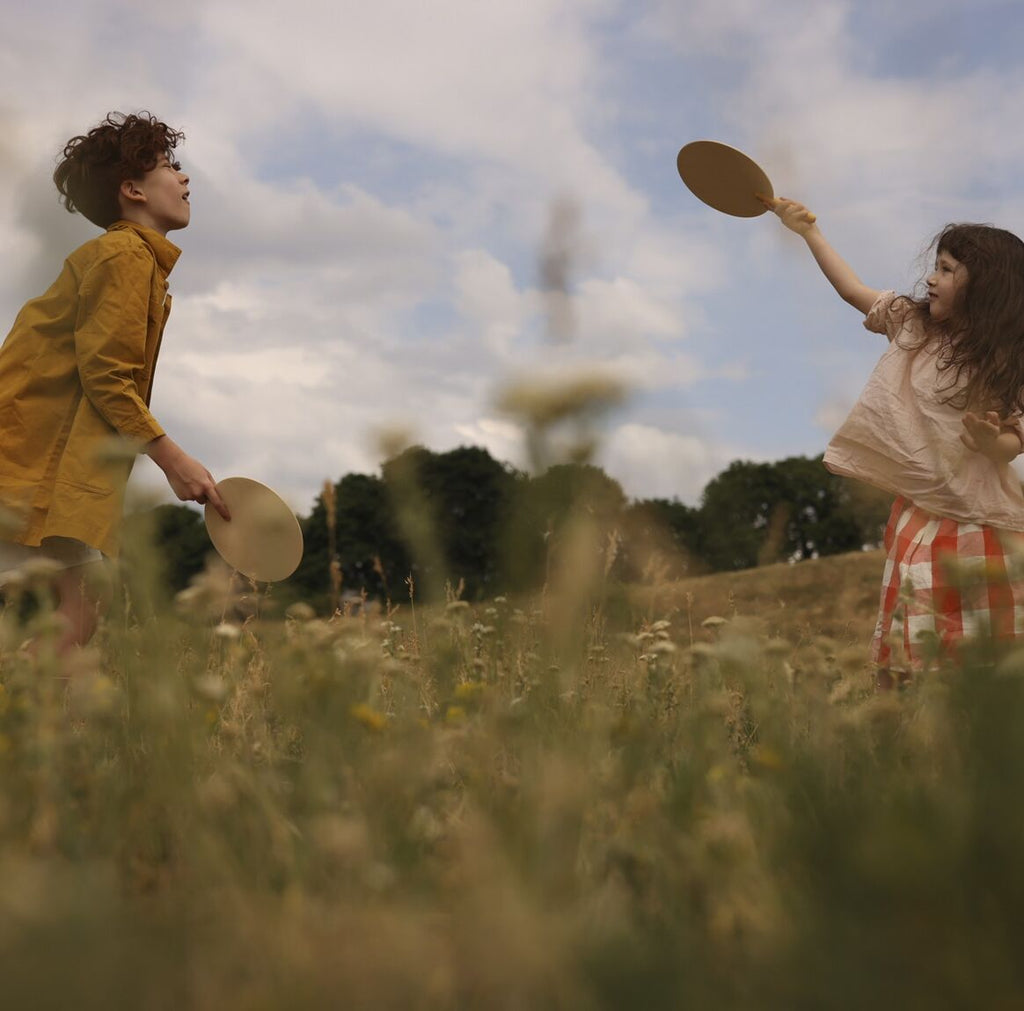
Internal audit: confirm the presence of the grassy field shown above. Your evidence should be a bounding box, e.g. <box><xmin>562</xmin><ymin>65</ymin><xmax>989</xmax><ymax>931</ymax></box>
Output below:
<box><xmin>1</xmin><ymin>535</ymin><xmax>1023</xmax><ymax>1010</ymax></box>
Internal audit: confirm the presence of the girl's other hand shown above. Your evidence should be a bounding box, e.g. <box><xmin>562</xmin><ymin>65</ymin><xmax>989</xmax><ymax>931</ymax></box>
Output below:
<box><xmin>759</xmin><ymin>195</ymin><xmax>818</xmax><ymax>235</ymax></box>
<box><xmin>960</xmin><ymin>411</ymin><xmax>1021</xmax><ymax>464</ymax></box>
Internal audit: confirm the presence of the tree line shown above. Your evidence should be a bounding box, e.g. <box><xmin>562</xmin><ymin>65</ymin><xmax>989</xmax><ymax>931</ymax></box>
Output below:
<box><xmin>139</xmin><ymin>445</ymin><xmax>892</xmax><ymax>610</ymax></box>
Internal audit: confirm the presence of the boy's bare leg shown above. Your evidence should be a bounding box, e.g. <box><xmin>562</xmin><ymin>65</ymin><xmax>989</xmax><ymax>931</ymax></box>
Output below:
<box><xmin>46</xmin><ymin>562</ymin><xmax>111</xmax><ymax>657</ymax></box>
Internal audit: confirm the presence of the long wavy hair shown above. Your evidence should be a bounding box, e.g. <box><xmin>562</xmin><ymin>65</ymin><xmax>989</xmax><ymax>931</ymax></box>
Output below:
<box><xmin>896</xmin><ymin>223</ymin><xmax>1024</xmax><ymax>415</ymax></box>
<box><xmin>52</xmin><ymin>111</ymin><xmax>185</xmax><ymax>229</ymax></box>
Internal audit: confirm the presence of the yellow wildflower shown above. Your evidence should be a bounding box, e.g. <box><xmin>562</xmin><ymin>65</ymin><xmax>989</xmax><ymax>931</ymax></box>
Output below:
<box><xmin>350</xmin><ymin>703</ymin><xmax>388</xmax><ymax>732</ymax></box>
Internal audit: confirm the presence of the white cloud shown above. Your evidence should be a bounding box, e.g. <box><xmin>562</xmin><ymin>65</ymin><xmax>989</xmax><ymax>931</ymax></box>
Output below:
<box><xmin>453</xmin><ymin>249</ymin><xmax>536</xmax><ymax>358</ymax></box>
<box><xmin>4</xmin><ymin>0</ymin><xmax>1024</xmax><ymax>524</ymax></box>
<box><xmin>598</xmin><ymin>422</ymin><xmax>755</xmax><ymax>504</ymax></box>
<box><xmin>451</xmin><ymin>417</ymin><xmax>527</xmax><ymax>471</ymax></box>
<box><xmin>813</xmin><ymin>396</ymin><xmax>856</xmax><ymax>436</ymax></box>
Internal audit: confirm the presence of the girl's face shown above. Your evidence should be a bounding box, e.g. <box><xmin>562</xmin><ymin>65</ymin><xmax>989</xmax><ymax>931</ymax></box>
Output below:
<box><xmin>927</xmin><ymin>249</ymin><xmax>968</xmax><ymax>322</ymax></box>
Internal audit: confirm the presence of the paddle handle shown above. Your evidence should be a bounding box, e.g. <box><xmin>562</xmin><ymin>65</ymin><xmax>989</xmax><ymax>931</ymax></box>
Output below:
<box><xmin>757</xmin><ymin>193</ymin><xmax>816</xmax><ymax>223</ymax></box>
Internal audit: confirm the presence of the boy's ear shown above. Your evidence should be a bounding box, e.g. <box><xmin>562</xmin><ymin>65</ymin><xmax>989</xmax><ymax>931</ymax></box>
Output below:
<box><xmin>119</xmin><ymin>177</ymin><xmax>146</xmax><ymax>205</ymax></box>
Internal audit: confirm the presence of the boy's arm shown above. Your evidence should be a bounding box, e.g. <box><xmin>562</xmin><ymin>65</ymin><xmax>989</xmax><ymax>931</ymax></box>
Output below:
<box><xmin>762</xmin><ymin>197</ymin><xmax>882</xmax><ymax>315</ymax></box>
<box><xmin>76</xmin><ymin>246</ymin><xmax>230</xmax><ymax>520</ymax></box>
<box><xmin>74</xmin><ymin>245</ymin><xmax>165</xmax><ymax>442</ymax></box>
<box><xmin>146</xmin><ymin>436</ymin><xmax>230</xmax><ymax>519</ymax></box>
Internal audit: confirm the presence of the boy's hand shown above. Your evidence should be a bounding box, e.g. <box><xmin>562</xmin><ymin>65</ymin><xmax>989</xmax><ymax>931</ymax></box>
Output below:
<box><xmin>167</xmin><ymin>454</ymin><xmax>231</xmax><ymax>520</ymax></box>
<box><xmin>961</xmin><ymin>411</ymin><xmax>1022</xmax><ymax>464</ymax></box>
<box><xmin>758</xmin><ymin>195</ymin><xmax>818</xmax><ymax>235</ymax></box>
<box><xmin>146</xmin><ymin>436</ymin><xmax>231</xmax><ymax>520</ymax></box>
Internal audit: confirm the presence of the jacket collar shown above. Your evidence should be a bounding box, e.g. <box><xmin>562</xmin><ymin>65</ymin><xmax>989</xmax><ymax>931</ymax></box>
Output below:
<box><xmin>107</xmin><ymin>220</ymin><xmax>182</xmax><ymax>277</ymax></box>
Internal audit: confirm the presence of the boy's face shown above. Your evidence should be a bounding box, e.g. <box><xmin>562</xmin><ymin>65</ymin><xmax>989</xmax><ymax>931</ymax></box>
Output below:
<box><xmin>121</xmin><ymin>153</ymin><xmax>190</xmax><ymax>234</ymax></box>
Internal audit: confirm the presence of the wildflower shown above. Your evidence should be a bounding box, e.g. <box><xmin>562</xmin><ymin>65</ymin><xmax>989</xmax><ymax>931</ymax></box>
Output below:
<box><xmin>197</xmin><ymin>772</ymin><xmax>237</xmax><ymax>813</ymax></box>
<box><xmin>751</xmin><ymin>745</ymin><xmax>785</xmax><ymax>771</ymax></box>
<box><xmin>67</xmin><ymin>672</ymin><xmax>118</xmax><ymax>718</ymax></box>
<box><xmin>193</xmin><ymin>675</ymin><xmax>228</xmax><ymax>703</ymax></box>
<box><xmin>408</xmin><ymin>805</ymin><xmax>445</xmax><ymax>845</ymax></box>
<box><xmin>350</xmin><ymin>703</ymin><xmax>388</xmax><ymax>732</ymax></box>
<box><xmin>496</xmin><ymin>369</ymin><xmax>628</xmax><ymax>427</ymax></box>
<box><xmin>701</xmin><ymin>692</ymin><xmax>732</xmax><ymax>717</ymax></box>
<box><xmin>996</xmin><ymin>647</ymin><xmax>1024</xmax><ymax>677</ymax></box>
<box><xmin>688</xmin><ymin>643</ymin><xmax>718</xmax><ymax>660</ymax></box>
<box><xmin>301</xmin><ymin>619</ymin><xmax>336</xmax><ymax>646</ymax></box>
<box><xmin>310</xmin><ymin>815</ymin><xmax>371</xmax><ymax>868</ymax></box>
<box><xmin>17</xmin><ymin>557</ymin><xmax>65</xmax><ymax>583</ymax></box>
<box><xmin>174</xmin><ymin>561</ymin><xmax>238</xmax><ymax>619</ymax></box>
<box><xmin>454</xmin><ymin>681</ymin><xmax>486</xmax><ymax>702</ymax></box>
<box><xmin>214</xmin><ymin>622</ymin><xmax>241</xmax><ymax>640</ymax></box>
<box><xmin>375</xmin><ymin>425</ymin><xmax>414</xmax><ymax>462</ymax></box>
<box><xmin>363</xmin><ymin>862</ymin><xmax>397</xmax><ymax>893</ymax></box>
<box><xmin>707</xmin><ymin>763</ymin><xmax>730</xmax><ymax>783</ymax></box>
<box><xmin>175</xmin><ymin>584</ymin><xmax>203</xmax><ymax>609</ymax></box>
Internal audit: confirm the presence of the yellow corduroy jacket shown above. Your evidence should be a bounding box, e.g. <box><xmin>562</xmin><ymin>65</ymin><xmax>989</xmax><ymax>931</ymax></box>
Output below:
<box><xmin>0</xmin><ymin>221</ymin><xmax>178</xmax><ymax>557</ymax></box>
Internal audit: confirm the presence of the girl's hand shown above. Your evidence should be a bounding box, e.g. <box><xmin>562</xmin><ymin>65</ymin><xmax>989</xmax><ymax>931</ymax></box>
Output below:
<box><xmin>961</xmin><ymin>411</ymin><xmax>1022</xmax><ymax>464</ymax></box>
<box><xmin>758</xmin><ymin>195</ymin><xmax>818</xmax><ymax>236</ymax></box>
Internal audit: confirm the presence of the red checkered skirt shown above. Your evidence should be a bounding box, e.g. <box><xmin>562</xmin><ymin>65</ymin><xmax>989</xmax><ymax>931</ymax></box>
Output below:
<box><xmin>873</xmin><ymin>497</ymin><xmax>1024</xmax><ymax>670</ymax></box>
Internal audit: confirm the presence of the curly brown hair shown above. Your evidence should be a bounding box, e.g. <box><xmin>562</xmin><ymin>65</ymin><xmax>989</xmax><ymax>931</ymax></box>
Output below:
<box><xmin>53</xmin><ymin>111</ymin><xmax>185</xmax><ymax>229</ymax></box>
<box><xmin>896</xmin><ymin>223</ymin><xmax>1024</xmax><ymax>416</ymax></box>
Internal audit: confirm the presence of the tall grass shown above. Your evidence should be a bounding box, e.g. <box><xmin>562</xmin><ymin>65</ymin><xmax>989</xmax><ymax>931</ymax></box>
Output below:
<box><xmin>1</xmin><ymin>515</ymin><xmax>1023</xmax><ymax>1008</ymax></box>
<box><xmin>1</xmin><ymin>203</ymin><xmax>1019</xmax><ymax>1007</ymax></box>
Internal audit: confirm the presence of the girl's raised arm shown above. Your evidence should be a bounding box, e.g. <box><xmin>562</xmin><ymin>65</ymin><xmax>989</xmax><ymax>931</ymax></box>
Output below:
<box><xmin>763</xmin><ymin>197</ymin><xmax>881</xmax><ymax>316</ymax></box>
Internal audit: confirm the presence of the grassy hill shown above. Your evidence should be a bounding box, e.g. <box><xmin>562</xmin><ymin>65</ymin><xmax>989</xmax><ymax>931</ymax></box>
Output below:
<box><xmin>631</xmin><ymin>548</ymin><xmax>886</xmax><ymax>647</ymax></box>
<box><xmin>4</xmin><ymin>545</ymin><xmax>1024</xmax><ymax>1008</ymax></box>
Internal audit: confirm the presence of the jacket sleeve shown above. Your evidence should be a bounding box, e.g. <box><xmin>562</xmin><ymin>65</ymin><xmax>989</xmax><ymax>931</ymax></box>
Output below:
<box><xmin>73</xmin><ymin>243</ymin><xmax>166</xmax><ymax>443</ymax></box>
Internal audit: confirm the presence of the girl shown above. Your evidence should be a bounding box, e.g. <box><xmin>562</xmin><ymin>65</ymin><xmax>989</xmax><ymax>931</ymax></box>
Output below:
<box><xmin>0</xmin><ymin>112</ymin><xmax>230</xmax><ymax>657</ymax></box>
<box><xmin>766</xmin><ymin>197</ymin><xmax>1024</xmax><ymax>684</ymax></box>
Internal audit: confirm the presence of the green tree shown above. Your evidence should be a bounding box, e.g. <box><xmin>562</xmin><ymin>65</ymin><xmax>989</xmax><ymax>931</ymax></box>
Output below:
<box><xmin>382</xmin><ymin>445</ymin><xmax>519</xmax><ymax>600</ymax></box>
<box><xmin>619</xmin><ymin>498</ymin><xmax>704</xmax><ymax>581</ymax></box>
<box><xmin>503</xmin><ymin>462</ymin><xmax>627</xmax><ymax>589</ymax></box>
<box><xmin>291</xmin><ymin>473</ymin><xmax>409</xmax><ymax>610</ymax></box>
<box><xmin>696</xmin><ymin>455</ymin><xmax>889</xmax><ymax>571</ymax></box>
<box><xmin>127</xmin><ymin>503</ymin><xmax>213</xmax><ymax>593</ymax></box>
<box><xmin>696</xmin><ymin>460</ymin><xmax>778</xmax><ymax>571</ymax></box>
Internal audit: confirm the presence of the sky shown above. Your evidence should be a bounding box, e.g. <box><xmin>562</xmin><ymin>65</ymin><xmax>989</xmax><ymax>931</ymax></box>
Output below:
<box><xmin>2</xmin><ymin>0</ymin><xmax>1024</xmax><ymax>518</ymax></box>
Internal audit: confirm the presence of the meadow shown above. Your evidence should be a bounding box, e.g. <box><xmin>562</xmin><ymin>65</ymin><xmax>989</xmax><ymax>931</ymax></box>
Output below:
<box><xmin>0</xmin><ymin>521</ymin><xmax>1023</xmax><ymax>1009</ymax></box>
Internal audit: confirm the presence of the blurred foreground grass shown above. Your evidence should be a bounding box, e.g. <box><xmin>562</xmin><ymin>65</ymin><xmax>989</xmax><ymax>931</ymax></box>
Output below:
<box><xmin>0</xmin><ymin>540</ymin><xmax>1023</xmax><ymax>1010</ymax></box>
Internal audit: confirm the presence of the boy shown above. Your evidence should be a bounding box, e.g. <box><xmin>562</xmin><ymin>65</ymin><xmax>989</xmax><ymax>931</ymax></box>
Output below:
<box><xmin>0</xmin><ymin>111</ymin><xmax>229</xmax><ymax>655</ymax></box>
